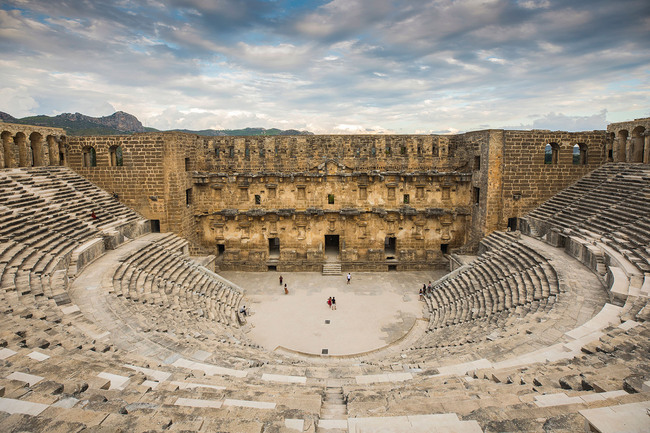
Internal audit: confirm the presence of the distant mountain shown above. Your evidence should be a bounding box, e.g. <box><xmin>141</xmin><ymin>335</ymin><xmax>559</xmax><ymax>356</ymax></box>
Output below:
<box><xmin>171</xmin><ymin>127</ymin><xmax>313</xmax><ymax>136</ymax></box>
<box><xmin>0</xmin><ymin>111</ymin><xmax>313</xmax><ymax>136</ymax></box>
<box><xmin>0</xmin><ymin>111</ymin><xmax>145</xmax><ymax>136</ymax></box>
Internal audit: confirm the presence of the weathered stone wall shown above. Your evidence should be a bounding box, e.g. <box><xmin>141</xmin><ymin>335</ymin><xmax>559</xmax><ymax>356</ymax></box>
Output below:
<box><xmin>195</xmin><ymin>135</ymin><xmax>472</xmax><ymax>173</ymax></box>
<box><xmin>0</xmin><ymin>122</ymin><xmax>67</xmax><ymax>168</ymax></box>
<box><xmin>66</xmin><ymin>133</ymin><xmax>201</xmax><ymax>244</ymax></box>
<box><xmin>60</xmin><ymin>127</ymin><xmax>613</xmax><ymax>270</ymax></box>
<box><xmin>493</xmin><ymin>130</ymin><xmax>607</xmax><ymax>232</ymax></box>
<box><xmin>193</xmin><ymin>170</ymin><xmax>472</xmax><ymax>271</ymax></box>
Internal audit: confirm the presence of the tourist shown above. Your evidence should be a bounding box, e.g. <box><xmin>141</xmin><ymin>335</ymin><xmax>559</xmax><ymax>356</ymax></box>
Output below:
<box><xmin>347</xmin><ymin>272</ymin><xmax>351</xmax><ymax>284</ymax></box>
<box><xmin>284</xmin><ymin>283</ymin><xmax>288</xmax><ymax>295</ymax></box>
<box><xmin>327</xmin><ymin>297</ymin><xmax>332</xmax><ymax>308</ymax></box>
<box><xmin>427</xmin><ymin>281</ymin><xmax>432</xmax><ymax>293</ymax></box>
<box><xmin>91</xmin><ymin>211</ymin><xmax>98</xmax><ymax>220</ymax></box>
<box><xmin>331</xmin><ymin>297</ymin><xmax>336</xmax><ymax>310</ymax></box>
<box><xmin>419</xmin><ymin>287</ymin><xmax>424</xmax><ymax>301</ymax></box>
<box><xmin>239</xmin><ymin>305</ymin><xmax>247</xmax><ymax>316</ymax></box>
<box><xmin>279</xmin><ymin>275</ymin><xmax>283</xmax><ymax>285</ymax></box>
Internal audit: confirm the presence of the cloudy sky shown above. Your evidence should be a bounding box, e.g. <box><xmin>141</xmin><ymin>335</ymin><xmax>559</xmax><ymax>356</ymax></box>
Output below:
<box><xmin>0</xmin><ymin>0</ymin><xmax>648</xmax><ymax>134</ymax></box>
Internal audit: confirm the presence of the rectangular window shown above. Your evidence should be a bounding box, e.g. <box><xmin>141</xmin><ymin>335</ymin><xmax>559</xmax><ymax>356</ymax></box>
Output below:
<box><xmin>416</xmin><ymin>187</ymin><xmax>424</xmax><ymax>200</ymax></box>
<box><xmin>255</xmin><ymin>194</ymin><xmax>261</xmax><ymax>204</ymax></box>
<box><xmin>359</xmin><ymin>186</ymin><xmax>367</xmax><ymax>200</ymax></box>
<box><xmin>474</xmin><ymin>155</ymin><xmax>480</xmax><ymax>170</ymax></box>
<box><xmin>239</xmin><ymin>188</ymin><xmax>248</xmax><ymax>201</ymax></box>
<box><xmin>268</xmin><ymin>187</ymin><xmax>276</xmax><ymax>198</ymax></box>
<box><xmin>473</xmin><ymin>187</ymin><xmax>480</xmax><ymax>205</ymax></box>
<box><xmin>185</xmin><ymin>157</ymin><xmax>190</xmax><ymax>171</ymax></box>
<box><xmin>229</xmin><ymin>147</ymin><xmax>235</xmax><ymax>158</ymax></box>
<box><xmin>387</xmin><ymin>187</ymin><xmax>395</xmax><ymax>200</ymax></box>
<box><xmin>297</xmin><ymin>186</ymin><xmax>306</xmax><ymax>200</ymax></box>
<box><xmin>403</xmin><ymin>194</ymin><xmax>410</xmax><ymax>204</ymax></box>
<box><xmin>185</xmin><ymin>188</ymin><xmax>192</xmax><ymax>206</ymax></box>
<box><xmin>328</xmin><ymin>194</ymin><xmax>335</xmax><ymax>204</ymax></box>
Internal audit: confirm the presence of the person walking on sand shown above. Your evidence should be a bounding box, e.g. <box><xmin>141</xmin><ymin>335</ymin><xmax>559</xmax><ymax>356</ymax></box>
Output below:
<box><xmin>279</xmin><ymin>275</ymin><xmax>283</xmax><ymax>285</ymax></box>
<box><xmin>331</xmin><ymin>297</ymin><xmax>336</xmax><ymax>310</ymax></box>
<box><xmin>327</xmin><ymin>297</ymin><xmax>332</xmax><ymax>309</ymax></box>
<box><xmin>284</xmin><ymin>283</ymin><xmax>288</xmax><ymax>295</ymax></box>
<box><xmin>347</xmin><ymin>272</ymin><xmax>351</xmax><ymax>285</ymax></box>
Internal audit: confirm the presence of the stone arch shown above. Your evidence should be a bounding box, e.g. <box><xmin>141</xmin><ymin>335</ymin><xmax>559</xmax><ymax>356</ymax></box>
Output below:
<box><xmin>15</xmin><ymin>132</ymin><xmax>29</xmax><ymax>167</ymax></box>
<box><xmin>630</xmin><ymin>126</ymin><xmax>645</xmax><ymax>163</ymax></box>
<box><xmin>109</xmin><ymin>145</ymin><xmax>123</xmax><ymax>166</ymax></box>
<box><xmin>572</xmin><ymin>143</ymin><xmax>587</xmax><ymax>165</ymax></box>
<box><xmin>616</xmin><ymin>130</ymin><xmax>628</xmax><ymax>162</ymax></box>
<box><xmin>1</xmin><ymin>130</ymin><xmax>15</xmax><ymax>168</ymax></box>
<box><xmin>544</xmin><ymin>142</ymin><xmax>559</xmax><ymax>165</ymax></box>
<box><xmin>29</xmin><ymin>132</ymin><xmax>43</xmax><ymax>166</ymax></box>
<box><xmin>82</xmin><ymin>146</ymin><xmax>97</xmax><ymax>167</ymax></box>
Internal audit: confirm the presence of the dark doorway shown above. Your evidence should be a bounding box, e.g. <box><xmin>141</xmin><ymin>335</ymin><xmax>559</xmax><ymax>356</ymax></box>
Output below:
<box><xmin>384</xmin><ymin>236</ymin><xmax>396</xmax><ymax>258</ymax></box>
<box><xmin>268</xmin><ymin>265</ymin><xmax>277</xmax><ymax>271</ymax></box>
<box><xmin>507</xmin><ymin>217</ymin><xmax>517</xmax><ymax>231</ymax></box>
<box><xmin>217</xmin><ymin>244</ymin><xmax>225</xmax><ymax>256</ymax></box>
<box><xmin>440</xmin><ymin>243</ymin><xmax>449</xmax><ymax>254</ymax></box>
<box><xmin>150</xmin><ymin>220</ymin><xmax>160</xmax><ymax>233</ymax></box>
<box><xmin>268</xmin><ymin>237</ymin><xmax>280</xmax><ymax>258</ymax></box>
<box><xmin>325</xmin><ymin>235</ymin><xmax>339</xmax><ymax>259</ymax></box>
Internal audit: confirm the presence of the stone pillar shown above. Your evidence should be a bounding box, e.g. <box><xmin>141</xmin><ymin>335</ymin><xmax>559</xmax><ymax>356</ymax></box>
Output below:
<box><xmin>644</xmin><ymin>133</ymin><xmax>650</xmax><ymax>164</ymax></box>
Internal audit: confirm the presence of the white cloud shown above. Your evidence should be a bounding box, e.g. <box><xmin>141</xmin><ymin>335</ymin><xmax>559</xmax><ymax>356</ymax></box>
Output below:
<box><xmin>0</xmin><ymin>87</ymin><xmax>39</xmax><ymax>117</ymax></box>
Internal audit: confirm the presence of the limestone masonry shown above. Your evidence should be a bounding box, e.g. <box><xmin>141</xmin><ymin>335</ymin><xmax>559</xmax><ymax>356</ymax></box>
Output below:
<box><xmin>3</xmin><ymin>118</ymin><xmax>649</xmax><ymax>271</ymax></box>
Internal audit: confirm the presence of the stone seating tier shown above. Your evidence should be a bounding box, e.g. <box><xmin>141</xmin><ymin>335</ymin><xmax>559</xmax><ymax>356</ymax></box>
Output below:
<box><xmin>111</xmin><ymin>233</ymin><xmax>243</xmax><ymax>328</ymax></box>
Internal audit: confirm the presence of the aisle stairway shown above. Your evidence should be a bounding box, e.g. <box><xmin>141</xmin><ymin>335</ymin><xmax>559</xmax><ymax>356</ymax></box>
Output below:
<box><xmin>317</xmin><ymin>386</ymin><xmax>348</xmax><ymax>432</ymax></box>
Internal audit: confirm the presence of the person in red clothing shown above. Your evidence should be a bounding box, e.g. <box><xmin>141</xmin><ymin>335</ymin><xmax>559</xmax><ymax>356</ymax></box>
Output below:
<box><xmin>91</xmin><ymin>211</ymin><xmax>98</xmax><ymax>220</ymax></box>
<box><xmin>327</xmin><ymin>297</ymin><xmax>332</xmax><ymax>308</ymax></box>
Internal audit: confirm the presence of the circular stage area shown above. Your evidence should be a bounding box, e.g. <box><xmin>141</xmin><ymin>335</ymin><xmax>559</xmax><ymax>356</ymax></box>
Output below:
<box><xmin>219</xmin><ymin>270</ymin><xmax>447</xmax><ymax>356</ymax></box>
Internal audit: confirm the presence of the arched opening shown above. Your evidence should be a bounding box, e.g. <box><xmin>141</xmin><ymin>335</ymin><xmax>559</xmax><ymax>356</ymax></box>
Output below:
<box><xmin>572</xmin><ymin>143</ymin><xmax>587</xmax><ymax>165</ymax></box>
<box><xmin>58</xmin><ymin>140</ymin><xmax>68</xmax><ymax>166</ymax></box>
<box><xmin>82</xmin><ymin>146</ymin><xmax>96</xmax><ymax>167</ymax></box>
<box><xmin>544</xmin><ymin>142</ymin><xmax>559</xmax><ymax>165</ymax></box>
<box><xmin>631</xmin><ymin>126</ymin><xmax>645</xmax><ymax>163</ymax></box>
<box><xmin>15</xmin><ymin>132</ymin><xmax>28</xmax><ymax>167</ymax></box>
<box><xmin>617</xmin><ymin>130</ymin><xmax>628</xmax><ymax>162</ymax></box>
<box><xmin>109</xmin><ymin>145</ymin><xmax>123</xmax><ymax>166</ymax></box>
<box><xmin>1</xmin><ymin>131</ymin><xmax>14</xmax><ymax>168</ymax></box>
<box><xmin>29</xmin><ymin>132</ymin><xmax>43</xmax><ymax>167</ymax></box>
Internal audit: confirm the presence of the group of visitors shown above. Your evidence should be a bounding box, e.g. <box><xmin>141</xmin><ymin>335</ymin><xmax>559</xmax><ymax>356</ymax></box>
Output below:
<box><xmin>327</xmin><ymin>296</ymin><xmax>337</xmax><ymax>310</ymax></box>
<box><xmin>279</xmin><ymin>275</ymin><xmax>288</xmax><ymax>294</ymax></box>
<box><xmin>419</xmin><ymin>281</ymin><xmax>434</xmax><ymax>300</ymax></box>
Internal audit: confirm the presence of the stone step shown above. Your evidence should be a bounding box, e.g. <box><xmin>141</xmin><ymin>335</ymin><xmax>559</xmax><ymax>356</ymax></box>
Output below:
<box><xmin>322</xmin><ymin>263</ymin><xmax>342</xmax><ymax>275</ymax></box>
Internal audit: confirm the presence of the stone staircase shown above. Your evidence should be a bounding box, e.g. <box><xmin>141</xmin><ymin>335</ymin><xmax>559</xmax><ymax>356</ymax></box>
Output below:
<box><xmin>322</xmin><ymin>262</ymin><xmax>342</xmax><ymax>276</ymax></box>
<box><xmin>317</xmin><ymin>386</ymin><xmax>348</xmax><ymax>432</ymax></box>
